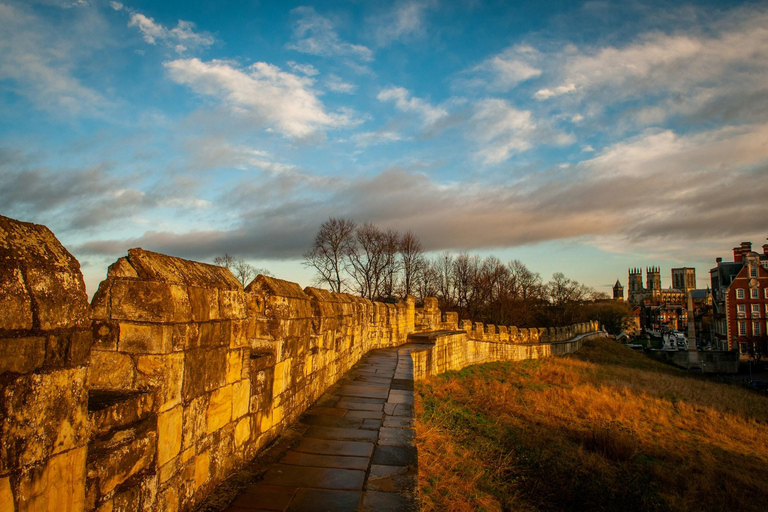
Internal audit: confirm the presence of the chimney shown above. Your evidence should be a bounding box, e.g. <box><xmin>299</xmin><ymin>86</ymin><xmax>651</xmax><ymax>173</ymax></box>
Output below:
<box><xmin>733</xmin><ymin>247</ymin><xmax>742</xmax><ymax>263</ymax></box>
<box><xmin>716</xmin><ymin>257</ymin><xmax>722</xmax><ymax>263</ymax></box>
<box><xmin>763</xmin><ymin>241</ymin><xmax>768</xmax><ymax>255</ymax></box>
<box><xmin>741</xmin><ymin>241</ymin><xmax>752</xmax><ymax>256</ymax></box>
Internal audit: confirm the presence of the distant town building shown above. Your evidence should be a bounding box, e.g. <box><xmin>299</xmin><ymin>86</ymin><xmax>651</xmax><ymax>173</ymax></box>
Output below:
<box><xmin>710</xmin><ymin>240</ymin><xmax>768</xmax><ymax>356</ymax></box>
<box><xmin>613</xmin><ymin>280</ymin><xmax>624</xmax><ymax>300</ymax></box>
<box><xmin>624</xmin><ymin>266</ymin><xmax>702</xmax><ymax>335</ymax></box>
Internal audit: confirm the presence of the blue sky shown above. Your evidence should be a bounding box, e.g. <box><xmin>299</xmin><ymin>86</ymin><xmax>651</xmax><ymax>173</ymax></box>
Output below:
<box><xmin>2</xmin><ymin>0</ymin><xmax>767</xmax><ymax>297</ymax></box>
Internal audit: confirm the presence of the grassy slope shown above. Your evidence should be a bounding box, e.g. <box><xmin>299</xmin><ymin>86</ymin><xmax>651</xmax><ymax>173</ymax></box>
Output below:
<box><xmin>415</xmin><ymin>338</ymin><xmax>768</xmax><ymax>512</ymax></box>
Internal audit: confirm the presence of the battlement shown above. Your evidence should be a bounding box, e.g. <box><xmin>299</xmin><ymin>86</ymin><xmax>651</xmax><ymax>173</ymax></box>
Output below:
<box><xmin>0</xmin><ymin>215</ymin><xmax>599</xmax><ymax>512</ymax></box>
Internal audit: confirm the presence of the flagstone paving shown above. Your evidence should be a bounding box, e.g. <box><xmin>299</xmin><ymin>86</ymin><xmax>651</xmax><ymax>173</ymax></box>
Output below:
<box><xmin>223</xmin><ymin>343</ymin><xmax>430</xmax><ymax>512</ymax></box>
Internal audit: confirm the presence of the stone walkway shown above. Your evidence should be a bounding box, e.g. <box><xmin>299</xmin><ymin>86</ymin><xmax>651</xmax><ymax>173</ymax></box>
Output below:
<box><xmin>224</xmin><ymin>343</ymin><xmax>431</xmax><ymax>512</ymax></box>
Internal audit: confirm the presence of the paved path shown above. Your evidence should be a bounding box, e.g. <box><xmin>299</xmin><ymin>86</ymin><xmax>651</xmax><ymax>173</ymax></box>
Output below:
<box><xmin>224</xmin><ymin>343</ymin><xmax>431</xmax><ymax>512</ymax></box>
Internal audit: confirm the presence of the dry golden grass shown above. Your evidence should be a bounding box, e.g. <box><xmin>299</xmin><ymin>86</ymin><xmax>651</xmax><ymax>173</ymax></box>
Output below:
<box><xmin>415</xmin><ymin>338</ymin><xmax>768</xmax><ymax>512</ymax></box>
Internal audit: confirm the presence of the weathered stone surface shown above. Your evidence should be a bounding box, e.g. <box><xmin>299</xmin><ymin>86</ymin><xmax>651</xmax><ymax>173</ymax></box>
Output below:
<box><xmin>194</xmin><ymin>450</ymin><xmax>210</xmax><ymax>490</ymax></box>
<box><xmin>207</xmin><ymin>385</ymin><xmax>233</xmax><ymax>434</ymax></box>
<box><xmin>157</xmin><ymin>406</ymin><xmax>182</xmax><ymax>467</ymax></box>
<box><xmin>135</xmin><ymin>353</ymin><xmax>183</xmax><ymax>411</ymax></box>
<box><xmin>0</xmin><ymin>267</ymin><xmax>32</xmax><ymax>332</ymax></box>
<box><xmin>232</xmin><ymin>379</ymin><xmax>250</xmax><ymax>420</ymax></box>
<box><xmin>0</xmin><ymin>216</ymin><xmax>89</xmax><ymax>331</ymax></box>
<box><xmin>15</xmin><ymin>446</ymin><xmax>87</xmax><ymax>512</ymax></box>
<box><xmin>87</xmin><ymin>419</ymin><xmax>156</xmax><ymax>496</ymax></box>
<box><xmin>111</xmin><ymin>281</ymin><xmax>191</xmax><ymax>324</ymax></box>
<box><xmin>0</xmin><ymin>476</ymin><xmax>13</xmax><ymax>511</ymax></box>
<box><xmin>0</xmin><ymin>336</ymin><xmax>45</xmax><ymax>374</ymax></box>
<box><xmin>182</xmin><ymin>347</ymin><xmax>226</xmax><ymax>400</ymax></box>
<box><xmin>118</xmin><ymin>322</ymin><xmax>173</xmax><ymax>354</ymax></box>
<box><xmin>89</xmin><ymin>350</ymin><xmax>135</xmax><ymax>390</ymax></box>
<box><xmin>1</xmin><ymin>367</ymin><xmax>88</xmax><ymax>471</ymax></box>
<box><xmin>88</xmin><ymin>390</ymin><xmax>154</xmax><ymax>438</ymax></box>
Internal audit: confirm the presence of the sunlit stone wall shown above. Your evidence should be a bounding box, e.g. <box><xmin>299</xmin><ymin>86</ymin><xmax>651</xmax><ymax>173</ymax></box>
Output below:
<box><xmin>0</xmin><ymin>214</ymin><xmax>599</xmax><ymax>511</ymax></box>
<box><xmin>0</xmin><ymin>215</ymin><xmax>92</xmax><ymax>512</ymax></box>
<box><xmin>410</xmin><ymin>320</ymin><xmax>601</xmax><ymax>380</ymax></box>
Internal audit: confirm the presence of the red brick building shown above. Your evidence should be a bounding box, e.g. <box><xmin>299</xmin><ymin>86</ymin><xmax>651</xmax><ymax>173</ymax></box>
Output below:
<box><xmin>710</xmin><ymin>241</ymin><xmax>768</xmax><ymax>358</ymax></box>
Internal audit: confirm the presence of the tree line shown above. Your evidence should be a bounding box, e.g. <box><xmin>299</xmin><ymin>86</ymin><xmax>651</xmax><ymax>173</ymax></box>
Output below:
<box><xmin>303</xmin><ymin>218</ymin><xmax>634</xmax><ymax>330</ymax></box>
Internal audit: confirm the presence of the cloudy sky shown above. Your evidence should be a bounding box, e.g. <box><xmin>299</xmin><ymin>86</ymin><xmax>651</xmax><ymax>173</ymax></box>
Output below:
<box><xmin>2</xmin><ymin>0</ymin><xmax>767</xmax><ymax>296</ymax></box>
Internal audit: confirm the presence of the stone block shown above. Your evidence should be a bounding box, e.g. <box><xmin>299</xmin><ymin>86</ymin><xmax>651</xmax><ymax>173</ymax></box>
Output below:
<box><xmin>207</xmin><ymin>385</ymin><xmax>233</xmax><ymax>434</ymax></box>
<box><xmin>218</xmin><ymin>289</ymin><xmax>246</xmax><ymax>320</ymax></box>
<box><xmin>86</xmin><ymin>419</ymin><xmax>156</xmax><ymax>496</ymax></box>
<box><xmin>188</xmin><ymin>287</ymin><xmax>220</xmax><ymax>322</ymax></box>
<box><xmin>88</xmin><ymin>390</ymin><xmax>154</xmax><ymax>439</ymax></box>
<box><xmin>89</xmin><ymin>351</ymin><xmax>136</xmax><ymax>390</ymax></box>
<box><xmin>234</xmin><ymin>417</ymin><xmax>250</xmax><ymax>447</ymax></box>
<box><xmin>0</xmin><ymin>337</ymin><xmax>45</xmax><ymax>374</ymax></box>
<box><xmin>1</xmin><ymin>368</ymin><xmax>88</xmax><ymax>471</ymax></box>
<box><xmin>232</xmin><ymin>379</ymin><xmax>250</xmax><ymax>420</ymax></box>
<box><xmin>0</xmin><ymin>267</ymin><xmax>33</xmax><ymax>332</ymax></box>
<box><xmin>194</xmin><ymin>451</ymin><xmax>210</xmax><ymax>491</ymax></box>
<box><xmin>157</xmin><ymin>406</ymin><xmax>182</xmax><ymax>467</ymax></box>
<box><xmin>15</xmin><ymin>446</ymin><xmax>87</xmax><ymax>512</ymax></box>
<box><xmin>118</xmin><ymin>323</ymin><xmax>172</xmax><ymax>354</ymax></box>
<box><xmin>226</xmin><ymin>350</ymin><xmax>244</xmax><ymax>384</ymax></box>
<box><xmin>24</xmin><ymin>265</ymin><xmax>89</xmax><ymax>331</ymax></box>
<box><xmin>110</xmin><ymin>281</ymin><xmax>191</xmax><ymax>324</ymax></box>
<box><xmin>92</xmin><ymin>322</ymin><xmax>118</xmax><ymax>351</ymax></box>
<box><xmin>0</xmin><ymin>476</ymin><xmax>13</xmax><ymax>512</ymax></box>
<box><xmin>272</xmin><ymin>359</ymin><xmax>292</xmax><ymax>398</ymax></box>
<box><xmin>182</xmin><ymin>347</ymin><xmax>226</xmax><ymax>401</ymax></box>
<box><xmin>196</xmin><ymin>321</ymin><xmax>230</xmax><ymax>348</ymax></box>
<box><xmin>136</xmin><ymin>353</ymin><xmax>184</xmax><ymax>412</ymax></box>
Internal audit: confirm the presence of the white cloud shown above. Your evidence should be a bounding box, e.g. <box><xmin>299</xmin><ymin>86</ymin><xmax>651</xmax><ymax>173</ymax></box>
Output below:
<box><xmin>0</xmin><ymin>2</ymin><xmax>109</xmax><ymax>116</ymax></box>
<box><xmin>466</xmin><ymin>44</ymin><xmax>542</xmax><ymax>91</ymax></box>
<box><xmin>287</xmin><ymin>61</ymin><xmax>319</xmax><ymax>76</ymax></box>
<box><xmin>534</xmin><ymin>82</ymin><xmax>575</xmax><ymax>100</ymax></box>
<box><xmin>470</xmin><ymin>99</ymin><xmax>573</xmax><ymax>165</ymax></box>
<box><xmin>377</xmin><ymin>86</ymin><xmax>448</xmax><ymax>127</ymax></box>
<box><xmin>127</xmin><ymin>12</ymin><xmax>213</xmax><ymax>53</ymax></box>
<box><xmin>164</xmin><ymin>58</ymin><xmax>354</xmax><ymax>138</ymax></box>
<box><xmin>470</xmin><ymin>99</ymin><xmax>537</xmax><ymax>164</ymax></box>
<box><xmin>531</xmin><ymin>7</ymin><xmax>768</xmax><ymax>128</ymax></box>
<box><xmin>351</xmin><ymin>130</ymin><xmax>406</xmax><ymax>147</ymax></box>
<box><xmin>326</xmin><ymin>74</ymin><xmax>356</xmax><ymax>93</ymax></box>
<box><xmin>287</xmin><ymin>6</ymin><xmax>373</xmax><ymax>61</ymax></box>
<box><xmin>372</xmin><ymin>2</ymin><xmax>431</xmax><ymax>46</ymax></box>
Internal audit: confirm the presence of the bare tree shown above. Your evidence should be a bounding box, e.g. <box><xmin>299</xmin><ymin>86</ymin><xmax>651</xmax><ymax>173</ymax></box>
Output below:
<box><xmin>380</xmin><ymin>229</ymin><xmax>402</xmax><ymax>298</ymax></box>
<box><xmin>414</xmin><ymin>260</ymin><xmax>440</xmax><ymax>303</ymax></box>
<box><xmin>233</xmin><ymin>260</ymin><xmax>256</xmax><ymax>287</ymax></box>
<box><xmin>303</xmin><ymin>217</ymin><xmax>356</xmax><ymax>292</ymax></box>
<box><xmin>214</xmin><ymin>253</ymin><xmax>237</xmax><ymax>269</ymax></box>
<box><xmin>435</xmin><ymin>251</ymin><xmax>455</xmax><ymax>308</ymax></box>
<box><xmin>544</xmin><ymin>272</ymin><xmax>594</xmax><ymax>326</ymax></box>
<box><xmin>399</xmin><ymin>231</ymin><xmax>424</xmax><ymax>297</ymax></box>
<box><xmin>347</xmin><ymin>223</ymin><xmax>389</xmax><ymax>300</ymax></box>
<box><xmin>214</xmin><ymin>254</ymin><xmax>272</xmax><ymax>287</ymax></box>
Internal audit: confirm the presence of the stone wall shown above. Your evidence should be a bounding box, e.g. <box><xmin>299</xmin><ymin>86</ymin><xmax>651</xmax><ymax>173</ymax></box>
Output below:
<box><xmin>410</xmin><ymin>321</ymin><xmax>601</xmax><ymax>380</ymax></box>
<box><xmin>0</xmin><ymin>214</ymin><xmax>599</xmax><ymax>511</ymax></box>
<box><xmin>0</xmin><ymin>216</ymin><xmax>92</xmax><ymax>512</ymax></box>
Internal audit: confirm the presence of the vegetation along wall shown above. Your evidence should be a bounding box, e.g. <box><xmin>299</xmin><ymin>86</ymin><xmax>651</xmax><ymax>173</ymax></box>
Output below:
<box><xmin>0</xmin><ymin>214</ymin><xmax>599</xmax><ymax>512</ymax></box>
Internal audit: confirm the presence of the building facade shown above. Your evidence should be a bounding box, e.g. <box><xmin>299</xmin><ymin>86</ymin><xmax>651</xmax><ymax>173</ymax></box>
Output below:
<box><xmin>625</xmin><ymin>267</ymin><xmax>697</xmax><ymax>334</ymax></box>
<box><xmin>710</xmin><ymin>241</ymin><xmax>768</xmax><ymax>356</ymax></box>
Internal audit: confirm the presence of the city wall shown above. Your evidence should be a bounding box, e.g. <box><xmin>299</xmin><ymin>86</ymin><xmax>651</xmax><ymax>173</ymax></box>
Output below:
<box><xmin>0</xmin><ymin>215</ymin><xmax>598</xmax><ymax>512</ymax></box>
<box><xmin>410</xmin><ymin>312</ymin><xmax>600</xmax><ymax>380</ymax></box>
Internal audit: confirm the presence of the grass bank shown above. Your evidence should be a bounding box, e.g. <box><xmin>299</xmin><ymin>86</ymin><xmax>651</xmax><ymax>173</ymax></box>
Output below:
<box><xmin>415</xmin><ymin>337</ymin><xmax>768</xmax><ymax>512</ymax></box>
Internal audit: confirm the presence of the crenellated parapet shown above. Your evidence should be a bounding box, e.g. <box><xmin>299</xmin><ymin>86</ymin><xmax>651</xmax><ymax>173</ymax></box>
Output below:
<box><xmin>0</xmin><ymin>215</ymin><xmax>92</xmax><ymax>512</ymax></box>
<box><xmin>411</xmin><ymin>320</ymin><xmax>602</xmax><ymax>380</ymax></box>
<box><xmin>0</xmin><ymin>214</ymin><xmax>601</xmax><ymax>512</ymax></box>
